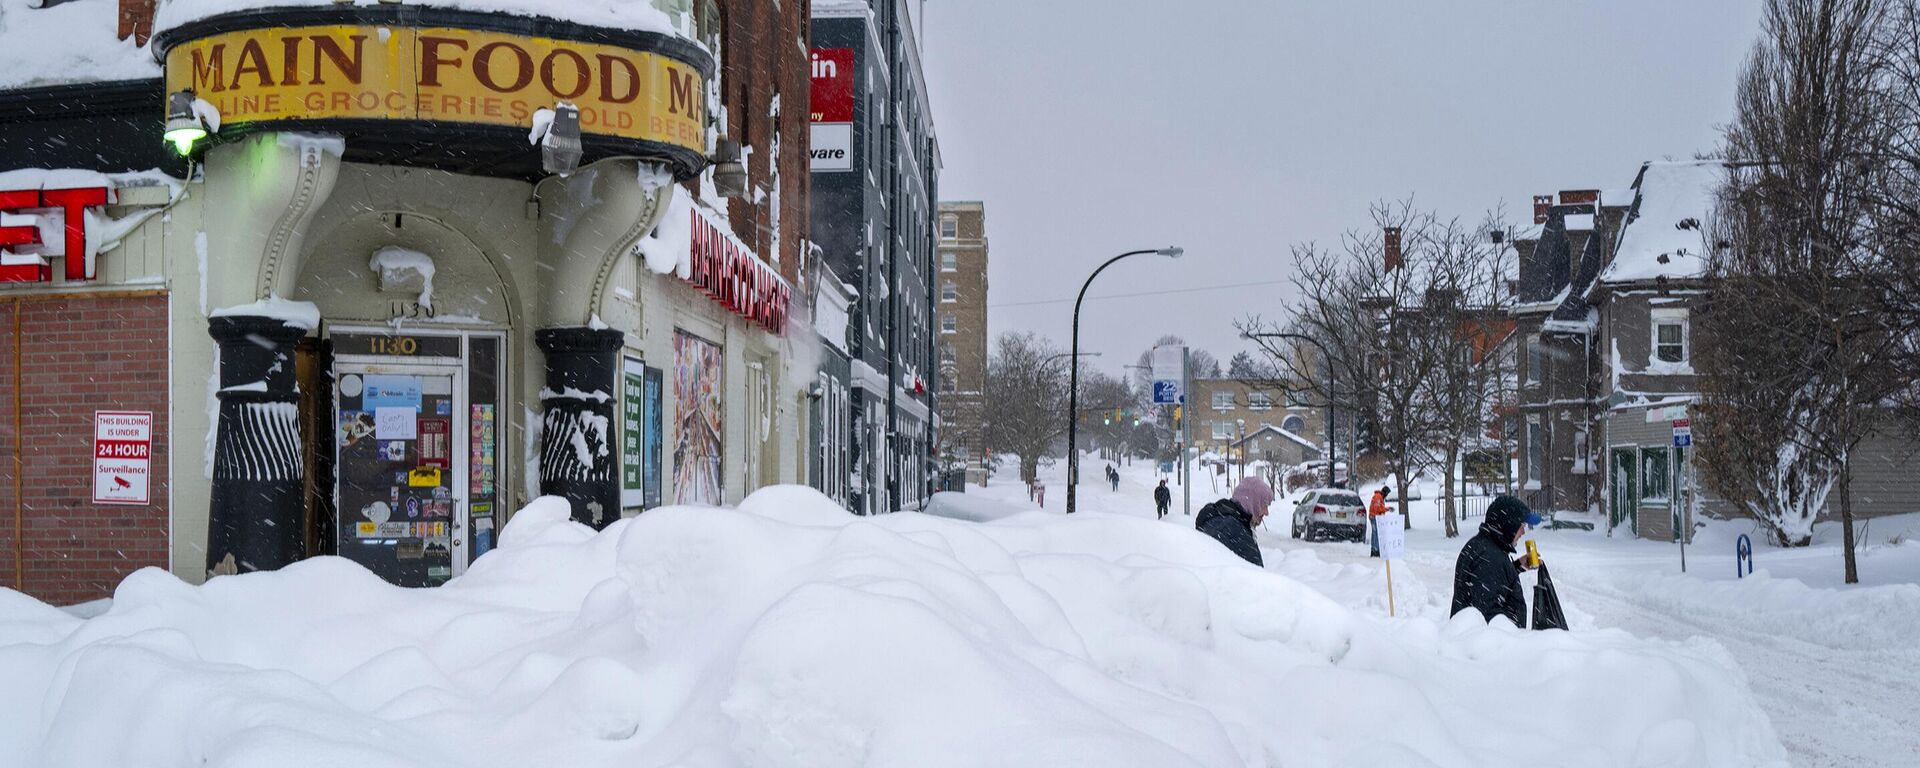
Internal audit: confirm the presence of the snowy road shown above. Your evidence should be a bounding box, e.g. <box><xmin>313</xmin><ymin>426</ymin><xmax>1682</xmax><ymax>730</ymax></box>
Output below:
<box><xmin>967</xmin><ymin>456</ymin><xmax>1920</xmax><ymax>768</ymax></box>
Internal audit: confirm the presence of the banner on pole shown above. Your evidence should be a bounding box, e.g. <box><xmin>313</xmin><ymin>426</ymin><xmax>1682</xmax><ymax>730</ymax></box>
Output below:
<box><xmin>1150</xmin><ymin>345</ymin><xmax>1186</xmax><ymax>405</ymax></box>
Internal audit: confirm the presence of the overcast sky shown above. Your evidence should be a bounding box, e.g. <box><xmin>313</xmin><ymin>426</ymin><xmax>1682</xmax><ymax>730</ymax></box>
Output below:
<box><xmin>920</xmin><ymin>0</ymin><xmax>1763</xmax><ymax>378</ymax></box>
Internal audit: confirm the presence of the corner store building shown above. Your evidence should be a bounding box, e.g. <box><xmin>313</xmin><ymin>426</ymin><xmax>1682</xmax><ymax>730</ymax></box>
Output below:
<box><xmin>0</xmin><ymin>0</ymin><xmax>816</xmax><ymax>601</ymax></box>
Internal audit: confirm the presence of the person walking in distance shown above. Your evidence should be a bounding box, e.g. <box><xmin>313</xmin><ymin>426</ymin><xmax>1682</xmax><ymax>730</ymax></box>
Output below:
<box><xmin>1107</xmin><ymin>464</ymin><xmax>1120</xmax><ymax>492</ymax></box>
<box><xmin>1154</xmin><ymin>479</ymin><xmax>1172</xmax><ymax>519</ymax></box>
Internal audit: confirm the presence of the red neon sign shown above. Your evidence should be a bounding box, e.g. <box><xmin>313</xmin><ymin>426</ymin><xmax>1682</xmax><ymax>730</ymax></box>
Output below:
<box><xmin>0</xmin><ymin>186</ymin><xmax>112</xmax><ymax>283</ymax></box>
<box><xmin>683</xmin><ymin>205</ymin><xmax>790</xmax><ymax>334</ymax></box>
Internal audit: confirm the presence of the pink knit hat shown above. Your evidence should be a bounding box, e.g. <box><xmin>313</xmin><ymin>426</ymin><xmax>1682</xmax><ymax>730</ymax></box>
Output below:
<box><xmin>1231</xmin><ymin>477</ymin><xmax>1275</xmax><ymax>517</ymax></box>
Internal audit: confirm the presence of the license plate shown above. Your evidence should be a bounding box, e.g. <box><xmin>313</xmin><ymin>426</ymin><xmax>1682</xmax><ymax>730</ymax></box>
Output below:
<box><xmin>1335</xmin><ymin>511</ymin><xmax>1347</xmax><ymax>519</ymax></box>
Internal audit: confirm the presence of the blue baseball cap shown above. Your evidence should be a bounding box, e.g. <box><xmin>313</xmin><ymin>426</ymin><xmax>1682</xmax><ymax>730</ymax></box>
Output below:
<box><xmin>1525</xmin><ymin>511</ymin><xmax>1544</xmax><ymax>527</ymax></box>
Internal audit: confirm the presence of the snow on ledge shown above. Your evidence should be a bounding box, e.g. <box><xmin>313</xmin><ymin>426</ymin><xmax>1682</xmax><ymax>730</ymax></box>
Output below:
<box><xmin>154</xmin><ymin>0</ymin><xmax>681</xmax><ymax>37</ymax></box>
<box><xmin>0</xmin><ymin>0</ymin><xmax>160</xmax><ymax>90</ymax></box>
<box><xmin>210</xmin><ymin>296</ymin><xmax>321</xmax><ymax>330</ymax></box>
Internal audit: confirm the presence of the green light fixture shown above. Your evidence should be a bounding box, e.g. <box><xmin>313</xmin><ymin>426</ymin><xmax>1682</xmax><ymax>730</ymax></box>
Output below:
<box><xmin>164</xmin><ymin>91</ymin><xmax>209</xmax><ymax>156</ymax></box>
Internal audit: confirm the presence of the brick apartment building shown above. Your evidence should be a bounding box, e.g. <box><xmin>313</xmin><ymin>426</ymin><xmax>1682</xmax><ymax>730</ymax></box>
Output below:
<box><xmin>935</xmin><ymin>201</ymin><xmax>988</xmax><ymax>483</ymax></box>
<box><xmin>1187</xmin><ymin>378</ymin><xmax>1326</xmax><ymax>466</ymax></box>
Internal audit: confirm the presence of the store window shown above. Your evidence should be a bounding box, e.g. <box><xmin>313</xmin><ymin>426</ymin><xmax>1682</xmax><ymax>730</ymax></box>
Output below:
<box><xmin>1211</xmin><ymin>391</ymin><xmax>1234</xmax><ymax>409</ymax></box>
<box><xmin>1652</xmin><ymin>309</ymin><xmax>1689</xmax><ymax>364</ymax></box>
<box><xmin>1641</xmin><ymin>447</ymin><xmax>1671</xmax><ymax>503</ymax></box>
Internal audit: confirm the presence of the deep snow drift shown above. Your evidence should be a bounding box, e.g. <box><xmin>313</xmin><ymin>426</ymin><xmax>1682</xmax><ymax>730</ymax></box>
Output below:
<box><xmin>0</xmin><ymin>487</ymin><xmax>1787</xmax><ymax>767</ymax></box>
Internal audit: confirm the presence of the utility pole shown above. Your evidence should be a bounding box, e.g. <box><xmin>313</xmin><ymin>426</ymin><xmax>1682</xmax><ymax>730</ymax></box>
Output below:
<box><xmin>1182</xmin><ymin>346</ymin><xmax>1192</xmax><ymax>516</ymax></box>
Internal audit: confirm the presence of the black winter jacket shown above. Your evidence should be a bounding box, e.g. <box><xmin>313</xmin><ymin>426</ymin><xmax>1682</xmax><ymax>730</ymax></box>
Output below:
<box><xmin>1154</xmin><ymin>486</ymin><xmax>1172</xmax><ymax>507</ymax></box>
<box><xmin>1196</xmin><ymin>498</ymin><xmax>1262</xmax><ymax>566</ymax></box>
<box><xmin>1450</xmin><ymin>502</ymin><xmax>1529</xmax><ymax>626</ymax></box>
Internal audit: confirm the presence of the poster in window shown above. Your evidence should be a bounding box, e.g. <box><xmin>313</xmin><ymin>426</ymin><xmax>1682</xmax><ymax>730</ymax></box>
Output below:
<box><xmin>645</xmin><ymin>366</ymin><xmax>663</xmax><ymax>508</ymax></box>
<box><xmin>673</xmin><ymin>331</ymin><xmax>724</xmax><ymax>505</ymax></box>
<box><xmin>621</xmin><ymin>357</ymin><xmax>647</xmax><ymax>508</ymax></box>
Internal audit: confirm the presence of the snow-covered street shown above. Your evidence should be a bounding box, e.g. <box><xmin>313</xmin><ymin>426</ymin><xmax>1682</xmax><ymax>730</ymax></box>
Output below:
<box><xmin>961</xmin><ymin>456</ymin><xmax>1920</xmax><ymax>768</ymax></box>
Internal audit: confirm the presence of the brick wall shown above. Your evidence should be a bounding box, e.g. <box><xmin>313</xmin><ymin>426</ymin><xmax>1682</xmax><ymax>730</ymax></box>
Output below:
<box><xmin>0</xmin><ymin>293</ymin><xmax>171</xmax><ymax>605</ymax></box>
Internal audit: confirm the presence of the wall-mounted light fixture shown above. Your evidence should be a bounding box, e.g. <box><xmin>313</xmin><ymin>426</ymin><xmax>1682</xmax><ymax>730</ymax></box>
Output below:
<box><xmin>163</xmin><ymin>91</ymin><xmax>209</xmax><ymax>156</ymax></box>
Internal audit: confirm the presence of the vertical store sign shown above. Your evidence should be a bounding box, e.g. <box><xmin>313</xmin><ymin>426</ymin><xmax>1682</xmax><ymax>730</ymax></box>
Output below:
<box><xmin>809</xmin><ymin>48</ymin><xmax>854</xmax><ymax>171</ymax></box>
<box><xmin>92</xmin><ymin>411</ymin><xmax>152</xmax><ymax>505</ymax></box>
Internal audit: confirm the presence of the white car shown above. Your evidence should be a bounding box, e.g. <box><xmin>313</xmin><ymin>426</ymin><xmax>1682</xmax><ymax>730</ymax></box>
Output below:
<box><xmin>1289</xmin><ymin>489</ymin><xmax>1368</xmax><ymax>542</ymax></box>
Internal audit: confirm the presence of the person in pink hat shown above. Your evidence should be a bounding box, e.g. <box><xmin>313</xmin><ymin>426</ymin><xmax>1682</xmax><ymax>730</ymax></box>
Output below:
<box><xmin>1195</xmin><ymin>476</ymin><xmax>1273</xmax><ymax>566</ymax></box>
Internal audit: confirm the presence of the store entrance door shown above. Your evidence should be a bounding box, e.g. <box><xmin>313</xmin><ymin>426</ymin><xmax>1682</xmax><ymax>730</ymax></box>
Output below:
<box><xmin>334</xmin><ymin>359</ymin><xmax>466</xmax><ymax>587</ymax></box>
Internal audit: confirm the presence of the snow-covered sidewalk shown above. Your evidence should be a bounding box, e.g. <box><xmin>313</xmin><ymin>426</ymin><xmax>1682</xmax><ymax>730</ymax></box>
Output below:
<box><xmin>960</xmin><ymin>454</ymin><xmax>1920</xmax><ymax>768</ymax></box>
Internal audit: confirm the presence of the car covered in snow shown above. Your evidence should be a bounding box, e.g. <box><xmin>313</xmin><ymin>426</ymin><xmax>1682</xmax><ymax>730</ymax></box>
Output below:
<box><xmin>1288</xmin><ymin>488</ymin><xmax>1367</xmax><ymax>542</ymax></box>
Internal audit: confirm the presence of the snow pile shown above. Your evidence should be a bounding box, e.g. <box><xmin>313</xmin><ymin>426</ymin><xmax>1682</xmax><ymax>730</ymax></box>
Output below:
<box><xmin>369</xmin><ymin>246</ymin><xmax>436</xmax><ymax>310</ymax></box>
<box><xmin>0</xmin><ymin>488</ymin><xmax>1788</xmax><ymax>767</ymax></box>
<box><xmin>154</xmin><ymin>0</ymin><xmax>677</xmax><ymax>37</ymax></box>
<box><xmin>0</xmin><ymin>0</ymin><xmax>159</xmax><ymax>89</ymax></box>
<box><xmin>635</xmin><ymin>190</ymin><xmax>694</xmax><ymax>277</ymax></box>
<box><xmin>1602</xmin><ymin>161</ymin><xmax>1726</xmax><ymax>284</ymax></box>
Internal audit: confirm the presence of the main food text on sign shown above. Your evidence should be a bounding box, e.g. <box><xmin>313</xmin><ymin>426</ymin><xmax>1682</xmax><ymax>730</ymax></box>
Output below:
<box><xmin>163</xmin><ymin>25</ymin><xmax>706</xmax><ymax>153</ymax></box>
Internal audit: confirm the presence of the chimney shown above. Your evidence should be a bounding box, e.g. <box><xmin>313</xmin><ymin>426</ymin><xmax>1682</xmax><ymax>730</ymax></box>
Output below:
<box><xmin>1383</xmin><ymin>226</ymin><xmax>1402</xmax><ymax>273</ymax></box>
<box><xmin>1532</xmin><ymin>195</ymin><xmax>1553</xmax><ymax>224</ymax></box>
<box><xmin>120</xmin><ymin>0</ymin><xmax>155</xmax><ymax>46</ymax></box>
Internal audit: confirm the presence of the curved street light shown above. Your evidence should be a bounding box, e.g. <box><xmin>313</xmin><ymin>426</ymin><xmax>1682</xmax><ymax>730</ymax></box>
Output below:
<box><xmin>1067</xmin><ymin>246</ymin><xmax>1183</xmax><ymax>514</ymax></box>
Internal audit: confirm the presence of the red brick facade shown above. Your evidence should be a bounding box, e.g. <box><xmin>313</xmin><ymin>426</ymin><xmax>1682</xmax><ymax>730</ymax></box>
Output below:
<box><xmin>719</xmin><ymin>0</ymin><xmax>814</xmax><ymax>288</ymax></box>
<box><xmin>0</xmin><ymin>293</ymin><xmax>171</xmax><ymax>605</ymax></box>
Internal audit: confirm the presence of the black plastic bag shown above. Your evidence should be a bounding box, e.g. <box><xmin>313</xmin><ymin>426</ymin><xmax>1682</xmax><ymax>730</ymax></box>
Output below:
<box><xmin>1531</xmin><ymin>562</ymin><xmax>1568</xmax><ymax>631</ymax></box>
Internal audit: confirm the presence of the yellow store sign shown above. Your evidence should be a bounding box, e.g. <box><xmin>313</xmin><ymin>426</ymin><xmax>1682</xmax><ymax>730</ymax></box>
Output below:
<box><xmin>163</xmin><ymin>25</ymin><xmax>707</xmax><ymax>152</ymax></box>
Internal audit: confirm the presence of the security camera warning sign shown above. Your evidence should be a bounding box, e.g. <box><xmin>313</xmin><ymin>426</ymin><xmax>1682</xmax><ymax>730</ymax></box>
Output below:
<box><xmin>93</xmin><ymin>411</ymin><xmax>152</xmax><ymax>505</ymax></box>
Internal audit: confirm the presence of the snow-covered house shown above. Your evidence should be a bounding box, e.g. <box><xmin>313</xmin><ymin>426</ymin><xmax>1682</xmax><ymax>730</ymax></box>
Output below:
<box><xmin>0</xmin><ymin>0</ymin><xmax>819</xmax><ymax>603</ymax></box>
<box><xmin>1518</xmin><ymin>160</ymin><xmax>1920</xmax><ymax>541</ymax></box>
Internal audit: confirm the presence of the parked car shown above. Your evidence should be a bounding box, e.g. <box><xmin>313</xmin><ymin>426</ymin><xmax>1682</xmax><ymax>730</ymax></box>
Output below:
<box><xmin>1289</xmin><ymin>488</ymin><xmax>1367</xmax><ymax>542</ymax></box>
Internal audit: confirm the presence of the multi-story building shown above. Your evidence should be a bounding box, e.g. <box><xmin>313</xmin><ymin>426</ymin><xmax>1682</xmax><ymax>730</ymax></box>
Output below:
<box><xmin>1516</xmin><ymin>160</ymin><xmax>1920</xmax><ymax>539</ymax></box>
<box><xmin>934</xmin><ymin>201</ymin><xmax>988</xmax><ymax>485</ymax></box>
<box><xmin>1187</xmin><ymin>378</ymin><xmax>1326</xmax><ymax>467</ymax></box>
<box><xmin>809</xmin><ymin>0</ymin><xmax>941</xmax><ymax>514</ymax></box>
<box><xmin>0</xmin><ymin>0</ymin><xmax>814</xmax><ymax>603</ymax></box>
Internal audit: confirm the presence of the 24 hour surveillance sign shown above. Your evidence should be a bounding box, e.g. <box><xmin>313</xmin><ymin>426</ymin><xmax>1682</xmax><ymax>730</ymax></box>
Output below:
<box><xmin>809</xmin><ymin>48</ymin><xmax>854</xmax><ymax>172</ymax></box>
<box><xmin>92</xmin><ymin>411</ymin><xmax>152</xmax><ymax>505</ymax></box>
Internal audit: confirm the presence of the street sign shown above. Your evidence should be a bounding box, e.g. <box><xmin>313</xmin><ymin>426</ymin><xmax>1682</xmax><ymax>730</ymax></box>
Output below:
<box><xmin>1152</xmin><ymin>379</ymin><xmax>1183</xmax><ymax>405</ymax></box>
<box><xmin>1673</xmin><ymin>419</ymin><xmax>1692</xmax><ymax>447</ymax></box>
<box><xmin>1150</xmin><ymin>345</ymin><xmax>1186</xmax><ymax>405</ymax></box>
<box><xmin>1375</xmin><ymin>513</ymin><xmax>1405</xmax><ymax>560</ymax></box>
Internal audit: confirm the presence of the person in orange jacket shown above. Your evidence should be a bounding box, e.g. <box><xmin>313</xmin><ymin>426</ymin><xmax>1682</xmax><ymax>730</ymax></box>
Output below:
<box><xmin>1368</xmin><ymin>487</ymin><xmax>1390</xmax><ymax>557</ymax></box>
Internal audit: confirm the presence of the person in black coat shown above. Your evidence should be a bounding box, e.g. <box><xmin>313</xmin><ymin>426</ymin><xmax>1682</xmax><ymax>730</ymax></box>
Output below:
<box><xmin>1153</xmin><ymin>479</ymin><xmax>1172</xmax><ymax>519</ymax></box>
<box><xmin>1451</xmin><ymin>495</ymin><xmax>1544</xmax><ymax>626</ymax></box>
<box><xmin>1196</xmin><ymin>477</ymin><xmax>1274</xmax><ymax>566</ymax></box>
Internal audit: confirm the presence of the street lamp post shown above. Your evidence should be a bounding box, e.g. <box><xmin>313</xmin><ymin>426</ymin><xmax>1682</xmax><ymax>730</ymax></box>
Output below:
<box><xmin>1244</xmin><ymin>331</ymin><xmax>1339</xmax><ymax>488</ymax></box>
<box><xmin>1067</xmin><ymin>246</ymin><xmax>1183</xmax><ymax>514</ymax></box>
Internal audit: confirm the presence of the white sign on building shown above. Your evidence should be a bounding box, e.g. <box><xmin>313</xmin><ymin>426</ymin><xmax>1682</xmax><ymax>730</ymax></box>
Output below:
<box><xmin>92</xmin><ymin>410</ymin><xmax>152</xmax><ymax>505</ymax></box>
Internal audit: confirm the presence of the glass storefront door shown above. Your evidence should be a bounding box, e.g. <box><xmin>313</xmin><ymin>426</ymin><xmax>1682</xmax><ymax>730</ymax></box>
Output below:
<box><xmin>329</xmin><ymin>329</ymin><xmax>504</xmax><ymax>588</ymax></box>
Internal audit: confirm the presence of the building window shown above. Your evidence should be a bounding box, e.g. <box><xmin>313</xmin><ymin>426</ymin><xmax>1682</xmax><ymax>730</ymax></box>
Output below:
<box><xmin>940</xmin><ymin>215</ymin><xmax>958</xmax><ymax>239</ymax></box>
<box><xmin>941</xmin><ymin>281</ymin><xmax>957</xmax><ymax>302</ymax></box>
<box><xmin>941</xmin><ymin>252</ymin><xmax>957</xmax><ymax>271</ymax></box>
<box><xmin>1211</xmin><ymin>391</ymin><xmax>1234</xmax><ymax>410</ymax></box>
<box><xmin>1640</xmin><ymin>447</ymin><xmax>1671</xmax><ymax>503</ymax></box>
<box><xmin>1211</xmin><ymin>421</ymin><xmax>1234</xmax><ymax>440</ymax></box>
<box><xmin>1286</xmin><ymin>388</ymin><xmax>1309</xmax><ymax>406</ymax></box>
<box><xmin>1652</xmin><ymin>309</ymin><xmax>1689</xmax><ymax>365</ymax></box>
<box><xmin>1249</xmin><ymin>392</ymin><xmax>1272</xmax><ymax>410</ymax></box>
<box><xmin>1525</xmin><ymin>416</ymin><xmax>1545</xmax><ymax>487</ymax></box>
<box><xmin>940</xmin><ymin>346</ymin><xmax>955</xmax><ymax>364</ymax></box>
<box><xmin>1282</xmin><ymin>415</ymin><xmax>1306</xmax><ymax>433</ymax></box>
<box><xmin>1526</xmin><ymin>335</ymin><xmax>1543</xmax><ymax>384</ymax></box>
<box><xmin>940</xmin><ymin>314</ymin><xmax>956</xmax><ymax>334</ymax></box>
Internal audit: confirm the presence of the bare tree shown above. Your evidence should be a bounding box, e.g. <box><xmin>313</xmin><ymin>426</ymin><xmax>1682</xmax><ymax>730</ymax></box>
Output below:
<box><xmin>983</xmin><ymin>332</ymin><xmax>1070</xmax><ymax>485</ymax></box>
<box><xmin>1699</xmin><ymin>0</ymin><xmax>1900</xmax><ymax>583</ymax></box>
